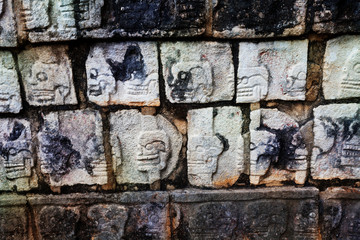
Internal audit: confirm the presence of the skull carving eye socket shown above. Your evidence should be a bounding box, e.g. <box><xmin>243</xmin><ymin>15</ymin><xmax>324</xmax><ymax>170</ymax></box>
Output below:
<box><xmin>90</xmin><ymin>68</ymin><xmax>98</xmax><ymax>79</ymax></box>
<box><xmin>8</xmin><ymin>148</ymin><xmax>16</xmax><ymax>156</ymax></box>
<box><xmin>36</xmin><ymin>72</ymin><xmax>48</xmax><ymax>82</ymax></box>
<box><xmin>353</xmin><ymin>63</ymin><xmax>360</xmax><ymax>73</ymax></box>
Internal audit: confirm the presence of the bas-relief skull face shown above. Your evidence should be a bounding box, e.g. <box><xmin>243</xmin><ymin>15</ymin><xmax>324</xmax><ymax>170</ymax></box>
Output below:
<box><xmin>3</xmin><ymin>141</ymin><xmax>32</xmax><ymax>179</ymax></box>
<box><xmin>285</xmin><ymin>63</ymin><xmax>306</xmax><ymax>97</ymax></box>
<box><xmin>168</xmin><ymin>58</ymin><xmax>213</xmax><ymax>102</ymax></box>
<box><xmin>0</xmin><ymin>57</ymin><xmax>16</xmax><ymax>109</ymax></box>
<box><xmin>29</xmin><ymin>61</ymin><xmax>71</xmax><ymax>104</ymax></box>
<box><xmin>237</xmin><ymin>66</ymin><xmax>268</xmax><ymax>102</ymax></box>
<box><xmin>88</xmin><ymin>67</ymin><xmax>116</xmax><ymax>101</ymax></box>
<box><xmin>136</xmin><ymin>130</ymin><xmax>170</xmax><ymax>173</ymax></box>
<box><xmin>341</xmin><ymin>50</ymin><xmax>360</xmax><ymax>96</ymax></box>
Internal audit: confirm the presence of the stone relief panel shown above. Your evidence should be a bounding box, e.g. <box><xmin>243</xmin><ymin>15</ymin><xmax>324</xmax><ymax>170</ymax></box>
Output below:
<box><xmin>161</xmin><ymin>42</ymin><xmax>234</xmax><ymax>103</ymax></box>
<box><xmin>18</xmin><ymin>45</ymin><xmax>77</xmax><ymax>106</ymax></box>
<box><xmin>0</xmin><ymin>0</ymin><xmax>17</xmax><ymax>46</ymax></box>
<box><xmin>250</xmin><ymin>109</ymin><xmax>309</xmax><ymax>185</ymax></box>
<box><xmin>0</xmin><ymin>195</ymin><xmax>28</xmax><ymax>240</ymax></box>
<box><xmin>187</xmin><ymin>107</ymin><xmax>244</xmax><ymax>188</ymax></box>
<box><xmin>86</xmin><ymin>42</ymin><xmax>159</xmax><ymax>106</ymax></box>
<box><xmin>110</xmin><ymin>109</ymin><xmax>182</xmax><ymax>184</ymax></box>
<box><xmin>0</xmin><ymin>51</ymin><xmax>22</xmax><ymax>113</ymax></box>
<box><xmin>237</xmin><ymin>40</ymin><xmax>308</xmax><ymax>102</ymax></box>
<box><xmin>323</xmin><ymin>35</ymin><xmax>360</xmax><ymax>100</ymax></box>
<box><xmin>0</xmin><ymin>119</ymin><xmax>37</xmax><ymax>191</ymax></box>
<box><xmin>38</xmin><ymin>110</ymin><xmax>107</xmax><ymax>186</ymax></box>
<box><xmin>312</xmin><ymin>104</ymin><xmax>360</xmax><ymax>180</ymax></box>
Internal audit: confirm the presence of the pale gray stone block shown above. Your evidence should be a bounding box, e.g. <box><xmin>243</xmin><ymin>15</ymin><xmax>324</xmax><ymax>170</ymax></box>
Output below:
<box><xmin>323</xmin><ymin>35</ymin><xmax>360</xmax><ymax>100</ymax></box>
<box><xmin>86</xmin><ymin>42</ymin><xmax>159</xmax><ymax>106</ymax></box>
<box><xmin>18</xmin><ymin>45</ymin><xmax>77</xmax><ymax>106</ymax></box>
<box><xmin>237</xmin><ymin>40</ymin><xmax>308</xmax><ymax>102</ymax></box>
<box><xmin>187</xmin><ymin>107</ymin><xmax>245</xmax><ymax>188</ymax></box>
<box><xmin>110</xmin><ymin>109</ymin><xmax>182</xmax><ymax>184</ymax></box>
<box><xmin>38</xmin><ymin>109</ymin><xmax>107</xmax><ymax>186</ymax></box>
<box><xmin>312</xmin><ymin>104</ymin><xmax>360</xmax><ymax>180</ymax></box>
<box><xmin>0</xmin><ymin>51</ymin><xmax>22</xmax><ymax>113</ymax></box>
<box><xmin>0</xmin><ymin>0</ymin><xmax>17</xmax><ymax>46</ymax></box>
<box><xmin>161</xmin><ymin>42</ymin><xmax>235</xmax><ymax>103</ymax></box>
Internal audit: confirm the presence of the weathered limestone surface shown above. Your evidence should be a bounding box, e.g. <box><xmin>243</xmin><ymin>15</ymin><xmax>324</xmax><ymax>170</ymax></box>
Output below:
<box><xmin>0</xmin><ymin>51</ymin><xmax>22</xmax><ymax>113</ymax></box>
<box><xmin>321</xmin><ymin>187</ymin><xmax>360</xmax><ymax>239</ymax></box>
<box><xmin>110</xmin><ymin>110</ymin><xmax>182</xmax><ymax>184</ymax></box>
<box><xmin>237</xmin><ymin>40</ymin><xmax>308</xmax><ymax>102</ymax></box>
<box><xmin>323</xmin><ymin>35</ymin><xmax>360</xmax><ymax>100</ymax></box>
<box><xmin>171</xmin><ymin>187</ymin><xmax>319</xmax><ymax>239</ymax></box>
<box><xmin>81</xmin><ymin>0</ymin><xmax>207</xmax><ymax>38</ymax></box>
<box><xmin>0</xmin><ymin>119</ymin><xmax>37</xmax><ymax>191</ymax></box>
<box><xmin>0</xmin><ymin>0</ymin><xmax>17</xmax><ymax>46</ymax></box>
<box><xmin>86</xmin><ymin>42</ymin><xmax>159</xmax><ymax>106</ymax></box>
<box><xmin>38</xmin><ymin>110</ymin><xmax>107</xmax><ymax>186</ymax></box>
<box><xmin>187</xmin><ymin>107</ymin><xmax>244</xmax><ymax>188</ymax></box>
<box><xmin>250</xmin><ymin>109</ymin><xmax>309</xmax><ymax>185</ymax></box>
<box><xmin>18</xmin><ymin>45</ymin><xmax>77</xmax><ymax>106</ymax></box>
<box><xmin>312</xmin><ymin>0</ymin><xmax>360</xmax><ymax>34</ymax></box>
<box><xmin>213</xmin><ymin>0</ymin><xmax>307</xmax><ymax>38</ymax></box>
<box><xmin>161</xmin><ymin>42</ymin><xmax>234</xmax><ymax>103</ymax></box>
<box><xmin>312</xmin><ymin>104</ymin><xmax>360</xmax><ymax>180</ymax></box>
<box><xmin>28</xmin><ymin>191</ymin><xmax>169</xmax><ymax>240</ymax></box>
<box><xmin>0</xmin><ymin>194</ymin><xmax>28</xmax><ymax>240</ymax></box>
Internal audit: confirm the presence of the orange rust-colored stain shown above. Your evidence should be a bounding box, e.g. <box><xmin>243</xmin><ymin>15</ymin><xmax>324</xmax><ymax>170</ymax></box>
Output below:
<box><xmin>213</xmin><ymin>175</ymin><xmax>239</xmax><ymax>188</ymax></box>
<box><xmin>165</xmin><ymin>203</ymin><xmax>172</xmax><ymax>240</ymax></box>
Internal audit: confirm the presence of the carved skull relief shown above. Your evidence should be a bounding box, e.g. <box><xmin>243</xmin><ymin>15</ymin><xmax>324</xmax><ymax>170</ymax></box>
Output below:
<box><xmin>285</xmin><ymin>63</ymin><xmax>307</xmax><ymax>97</ymax></box>
<box><xmin>237</xmin><ymin>66</ymin><xmax>269</xmax><ymax>102</ymax></box>
<box><xmin>341</xmin><ymin>49</ymin><xmax>360</xmax><ymax>96</ymax></box>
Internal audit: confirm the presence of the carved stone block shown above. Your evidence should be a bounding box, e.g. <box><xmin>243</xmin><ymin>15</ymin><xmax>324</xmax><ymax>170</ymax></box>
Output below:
<box><xmin>213</xmin><ymin>0</ymin><xmax>307</xmax><ymax>38</ymax></box>
<box><xmin>0</xmin><ymin>0</ymin><xmax>17</xmax><ymax>46</ymax></box>
<box><xmin>81</xmin><ymin>0</ymin><xmax>207</xmax><ymax>38</ymax></box>
<box><xmin>323</xmin><ymin>35</ymin><xmax>360</xmax><ymax>100</ymax></box>
<box><xmin>86</xmin><ymin>42</ymin><xmax>159</xmax><ymax>106</ymax></box>
<box><xmin>250</xmin><ymin>109</ymin><xmax>309</xmax><ymax>185</ymax></box>
<box><xmin>110</xmin><ymin>110</ymin><xmax>182</xmax><ymax>184</ymax></box>
<box><xmin>161</xmin><ymin>42</ymin><xmax>235</xmax><ymax>103</ymax></box>
<box><xmin>171</xmin><ymin>187</ymin><xmax>318</xmax><ymax>240</ymax></box>
<box><xmin>0</xmin><ymin>51</ymin><xmax>22</xmax><ymax>113</ymax></box>
<box><xmin>0</xmin><ymin>195</ymin><xmax>28</xmax><ymax>240</ymax></box>
<box><xmin>18</xmin><ymin>45</ymin><xmax>77</xmax><ymax>106</ymax></box>
<box><xmin>321</xmin><ymin>187</ymin><xmax>360</xmax><ymax>239</ymax></box>
<box><xmin>237</xmin><ymin>40</ymin><xmax>308</xmax><ymax>102</ymax></box>
<box><xmin>312</xmin><ymin>0</ymin><xmax>360</xmax><ymax>34</ymax></box>
<box><xmin>312</xmin><ymin>104</ymin><xmax>360</xmax><ymax>180</ymax></box>
<box><xmin>0</xmin><ymin>119</ymin><xmax>37</xmax><ymax>191</ymax></box>
<box><xmin>38</xmin><ymin>110</ymin><xmax>107</xmax><ymax>186</ymax></box>
<box><xmin>187</xmin><ymin>107</ymin><xmax>245</xmax><ymax>188</ymax></box>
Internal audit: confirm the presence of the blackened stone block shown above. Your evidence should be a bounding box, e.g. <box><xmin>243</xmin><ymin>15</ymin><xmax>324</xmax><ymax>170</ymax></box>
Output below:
<box><xmin>312</xmin><ymin>0</ymin><xmax>360</xmax><ymax>34</ymax></box>
<box><xmin>0</xmin><ymin>195</ymin><xmax>28</xmax><ymax>240</ymax></box>
<box><xmin>213</xmin><ymin>0</ymin><xmax>307</xmax><ymax>38</ymax></box>
<box><xmin>171</xmin><ymin>187</ymin><xmax>319</xmax><ymax>240</ymax></box>
<box><xmin>321</xmin><ymin>187</ymin><xmax>360</xmax><ymax>240</ymax></box>
<box><xmin>81</xmin><ymin>0</ymin><xmax>208</xmax><ymax>38</ymax></box>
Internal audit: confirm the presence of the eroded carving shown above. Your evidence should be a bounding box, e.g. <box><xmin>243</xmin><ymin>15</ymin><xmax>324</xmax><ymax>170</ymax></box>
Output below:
<box><xmin>312</xmin><ymin>104</ymin><xmax>360</xmax><ymax>179</ymax></box>
<box><xmin>38</xmin><ymin>110</ymin><xmax>107</xmax><ymax>186</ymax></box>
<box><xmin>294</xmin><ymin>201</ymin><xmax>318</xmax><ymax>238</ymax></box>
<box><xmin>237</xmin><ymin>66</ymin><xmax>269</xmax><ymax>102</ymax></box>
<box><xmin>78</xmin><ymin>0</ymin><xmax>104</xmax><ymax>29</ymax></box>
<box><xmin>110</xmin><ymin>110</ymin><xmax>182</xmax><ymax>184</ymax></box>
<box><xmin>285</xmin><ymin>63</ymin><xmax>307</xmax><ymax>97</ymax></box>
<box><xmin>341</xmin><ymin>49</ymin><xmax>360</xmax><ymax>96</ymax></box>
<box><xmin>86</xmin><ymin>42</ymin><xmax>159</xmax><ymax>106</ymax></box>
<box><xmin>0</xmin><ymin>0</ymin><xmax>17</xmax><ymax>46</ymax></box>
<box><xmin>187</xmin><ymin>107</ymin><xmax>244</xmax><ymax>188</ymax></box>
<box><xmin>0</xmin><ymin>206</ymin><xmax>27</xmax><ymax>240</ymax></box>
<box><xmin>250</xmin><ymin>109</ymin><xmax>309</xmax><ymax>185</ymax></box>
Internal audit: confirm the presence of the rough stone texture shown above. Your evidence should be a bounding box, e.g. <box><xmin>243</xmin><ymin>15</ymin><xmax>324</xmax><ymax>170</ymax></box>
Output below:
<box><xmin>161</xmin><ymin>42</ymin><xmax>234</xmax><ymax>103</ymax></box>
<box><xmin>18</xmin><ymin>45</ymin><xmax>77</xmax><ymax>106</ymax></box>
<box><xmin>312</xmin><ymin>0</ymin><xmax>360</xmax><ymax>34</ymax></box>
<box><xmin>0</xmin><ymin>119</ymin><xmax>37</xmax><ymax>191</ymax></box>
<box><xmin>323</xmin><ymin>35</ymin><xmax>360</xmax><ymax>100</ymax></box>
<box><xmin>0</xmin><ymin>195</ymin><xmax>28</xmax><ymax>240</ymax></box>
<box><xmin>187</xmin><ymin>107</ymin><xmax>244</xmax><ymax>188</ymax></box>
<box><xmin>38</xmin><ymin>110</ymin><xmax>107</xmax><ymax>186</ymax></box>
<box><xmin>312</xmin><ymin>104</ymin><xmax>360</xmax><ymax>180</ymax></box>
<box><xmin>171</xmin><ymin>187</ymin><xmax>319</xmax><ymax>239</ymax></box>
<box><xmin>110</xmin><ymin>110</ymin><xmax>182</xmax><ymax>184</ymax></box>
<box><xmin>0</xmin><ymin>0</ymin><xmax>17</xmax><ymax>46</ymax></box>
<box><xmin>320</xmin><ymin>187</ymin><xmax>360</xmax><ymax>239</ymax></box>
<box><xmin>250</xmin><ymin>109</ymin><xmax>309</xmax><ymax>185</ymax></box>
<box><xmin>237</xmin><ymin>40</ymin><xmax>308</xmax><ymax>103</ymax></box>
<box><xmin>86</xmin><ymin>42</ymin><xmax>159</xmax><ymax>106</ymax></box>
<box><xmin>28</xmin><ymin>192</ymin><xmax>169</xmax><ymax>240</ymax></box>
<box><xmin>81</xmin><ymin>0</ymin><xmax>207</xmax><ymax>38</ymax></box>
<box><xmin>0</xmin><ymin>51</ymin><xmax>22</xmax><ymax>113</ymax></box>
<box><xmin>213</xmin><ymin>0</ymin><xmax>307</xmax><ymax>38</ymax></box>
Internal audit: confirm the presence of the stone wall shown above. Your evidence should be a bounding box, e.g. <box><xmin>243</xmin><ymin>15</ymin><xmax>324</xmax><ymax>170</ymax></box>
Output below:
<box><xmin>0</xmin><ymin>0</ymin><xmax>360</xmax><ymax>239</ymax></box>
